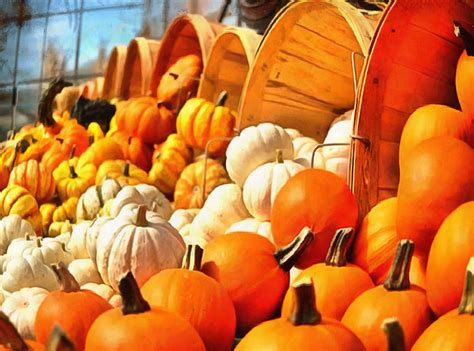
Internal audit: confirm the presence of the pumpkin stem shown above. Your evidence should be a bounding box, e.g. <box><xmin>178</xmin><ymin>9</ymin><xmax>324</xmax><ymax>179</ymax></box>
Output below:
<box><xmin>454</xmin><ymin>21</ymin><xmax>474</xmax><ymax>56</ymax></box>
<box><xmin>9</xmin><ymin>143</ymin><xmax>21</xmax><ymax>170</ymax></box>
<box><xmin>289</xmin><ymin>277</ymin><xmax>321</xmax><ymax>326</ymax></box>
<box><xmin>459</xmin><ymin>257</ymin><xmax>474</xmax><ymax>315</ymax></box>
<box><xmin>128</xmin><ymin>136</ymin><xmax>132</xmax><ymax>145</ymax></box>
<box><xmin>56</xmin><ymin>138</ymin><xmax>64</xmax><ymax>143</ymax></box>
<box><xmin>383</xmin><ymin>240</ymin><xmax>414</xmax><ymax>291</ymax></box>
<box><xmin>119</xmin><ymin>271</ymin><xmax>151</xmax><ymax>315</ymax></box>
<box><xmin>69</xmin><ymin>144</ymin><xmax>77</xmax><ymax>159</ymax></box>
<box><xmin>275</xmin><ymin>227</ymin><xmax>314</xmax><ymax>271</ymax></box>
<box><xmin>45</xmin><ymin>325</ymin><xmax>75</xmax><ymax>351</ymax></box>
<box><xmin>325</xmin><ymin>228</ymin><xmax>353</xmax><ymax>267</ymax></box>
<box><xmin>69</xmin><ymin>165</ymin><xmax>78</xmax><ymax>179</ymax></box>
<box><xmin>52</xmin><ymin>262</ymin><xmax>81</xmax><ymax>293</ymax></box>
<box><xmin>0</xmin><ymin>312</ymin><xmax>29</xmax><ymax>351</ymax></box>
<box><xmin>275</xmin><ymin>149</ymin><xmax>283</xmax><ymax>164</ymax></box>
<box><xmin>215</xmin><ymin>91</ymin><xmax>228</xmax><ymax>107</ymax></box>
<box><xmin>123</xmin><ymin>161</ymin><xmax>130</xmax><ymax>177</ymax></box>
<box><xmin>88</xmin><ymin>134</ymin><xmax>94</xmax><ymax>146</ymax></box>
<box><xmin>36</xmin><ymin>238</ymin><xmax>42</xmax><ymax>248</ymax></box>
<box><xmin>135</xmin><ymin>205</ymin><xmax>148</xmax><ymax>227</ymax></box>
<box><xmin>181</xmin><ymin>245</ymin><xmax>204</xmax><ymax>271</ymax></box>
<box><xmin>382</xmin><ymin>317</ymin><xmax>406</xmax><ymax>351</ymax></box>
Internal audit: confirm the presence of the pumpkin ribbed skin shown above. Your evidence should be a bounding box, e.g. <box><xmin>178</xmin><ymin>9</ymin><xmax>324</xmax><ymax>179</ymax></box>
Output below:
<box><xmin>176</xmin><ymin>97</ymin><xmax>236</xmax><ymax>157</ymax></box>
<box><xmin>115</xmin><ymin>96</ymin><xmax>175</xmax><ymax>144</ymax></box>
<box><xmin>271</xmin><ymin>169</ymin><xmax>358</xmax><ymax>268</ymax></box>
<box><xmin>0</xmin><ymin>185</ymin><xmax>38</xmax><ymax>219</ymax></box>
<box><xmin>149</xmin><ymin>134</ymin><xmax>193</xmax><ymax>195</ymax></box>
<box><xmin>41</xmin><ymin>139</ymin><xmax>69</xmax><ymax>173</ymax></box>
<box><xmin>157</xmin><ymin>55</ymin><xmax>202</xmax><ymax>110</ymax></box>
<box><xmin>426</xmin><ymin>201</ymin><xmax>474</xmax><ymax>316</ymax></box>
<box><xmin>95</xmin><ymin>160</ymin><xmax>149</xmax><ymax>186</ymax></box>
<box><xmin>53</xmin><ymin>157</ymin><xmax>97</xmax><ymax>202</ymax></box>
<box><xmin>398</xmin><ymin>105</ymin><xmax>471</xmax><ymax>168</ymax></box>
<box><xmin>174</xmin><ymin>159</ymin><xmax>230</xmax><ymax>209</ymax></box>
<box><xmin>57</xmin><ymin>120</ymin><xmax>89</xmax><ymax>156</ymax></box>
<box><xmin>18</xmin><ymin>138</ymin><xmax>54</xmax><ymax>164</ymax></box>
<box><xmin>52</xmin><ymin>197</ymin><xmax>78</xmax><ymax>223</ymax></box>
<box><xmin>77</xmin><ymin>138</ymin><xmax>124</xmax><ymax>169</ymax></box>
<box><xmin>9</xmin><ymin>160</ymin><xmax>55</xmax><ymax>203</ymax></box>
<box><xmin>456</xmin><ymin>50</ymin><xmax>474</xmax><ymax>119</ymax></box>
<box><xmin>397</xmin><ymin>136</ymin><xmax>474</xmax><ymax>257</ymax></box>
<box><xmin>39</xmin><ymin>203</ymin><xmax>56</xmax><ymax>233</ymax></box>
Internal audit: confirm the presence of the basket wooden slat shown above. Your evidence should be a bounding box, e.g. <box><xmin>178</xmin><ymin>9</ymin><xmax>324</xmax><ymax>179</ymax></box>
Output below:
<box><xmin>103</xmin><ymin>45</ymin><xmax>127</xmax><ymax>100</ymax></box>
<box><xmin>350</xmin><ymin>0</ymin><xmax>474</xmax><ymax>217</ymax></box>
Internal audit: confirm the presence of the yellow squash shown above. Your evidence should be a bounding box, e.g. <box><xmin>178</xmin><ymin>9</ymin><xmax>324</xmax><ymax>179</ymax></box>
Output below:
<box><xmin>53</xmin><ymin>157</ymin><xmax>97</xmax><ymax>201</ymax></box>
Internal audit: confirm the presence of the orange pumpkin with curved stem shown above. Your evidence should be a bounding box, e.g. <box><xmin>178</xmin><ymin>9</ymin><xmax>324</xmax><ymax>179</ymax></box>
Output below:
<box><xmin>35</xmin><ymin>263</ymin><xmax>112</xmax><ymax>350</ymax></box>
<box><xmin>149</xmin><ymin>133</ymin><xmax>193</xmax><ymax>195</ymax></box>
<box><xmin>426</xmin><ymin>201</ymin><xmax>474</xmax><ymax>316</ymax></box>
<box><xmin>41</xmin><ymin>138</ymin><xmax>69</xmax><ymax>173</ymax></box>
<box><xmin>342</xmin><ymin>240</ymin><xmax>432</xmax><ymax>351</ymax></box>
<box><xmin>157</xmin><ymin>55</ymin><xmax>202</xmax><ymax>111</ymax></box>
<box><xmin>17</xmin><ymin>138</ymin><xmax>54</xmax><ymax>164</ymax></box>
<box><xmin>282</xmin><ymin>228</ymin><xmax>374</xmax><ymax>320</ymax></box>
<box><xmin>115</xmin><ymin>96</ymin><xmax>175</xmax><ymax>144</ymax></box>
<box><xmin>9</xmin><ymin>159</ymin><xmax>55</xmax><ymax>204</ymax></box>
<box><xmin>352</xmin><ymin>197</ymin><xmax>426</xmax><ymax>288</ymax></box>
<box><xmin>141</xmin><ymin>245</ymin><xmax>236</xmax><ymax>351</ymax></box>
<box><xmin>413</xmin><ymin>257</ymin><xmax>474</xmax><ymax>351</ymax></box>
<box><xmin>455</xmin><ymin>22</ymin><xmax>474</xmax><ymax>120</ymax></box>
<box><xmin>176</xmin><ymin>91</ymin><xmax>237</xmax><ymax>157</ymax></box>
<box><xmin>271</xmin><ymin>169</ymin><xmax>358</xmax><ymax>268</ymax></box>
<box><xmin>236</xmin><ymin>278</ymin><xmax>365</xmax><ymax>351</ymax></box>
<box><xmin>124</xmin><ymin>136</ymin><xmax>153</xmax><ymax>172</ymax></box>
<box><xmin>174</xmin><ymin>159</ymin><xmax>230</xmax><ymax>209</ymax></box>
<box><xmin>397</xmin><ymin>136</ymin><xmax>474</xmax><ymax>257</ymax></box>
<box><xmin>201</xmin><ymin>228</ymin><xmax>313</xmax><ymax>335</ymax></box>
<box><xmin>0</xmin><ymin>312</ymin><xmax>43</xmax><ymax>351</ymax></box>
<box><xmin>57</xmin><ymin>120</ymin><xmax>89</xmax><ymax>156</ymax></box>
<box><xmin>85</xmin><ymin>272</ymin><xmax>205</xmax><ymax>351</ymax></box>
<box><xmin>95</xmin><ymin>160</ymin><xmax>148</xmax><ymax>185</ymax></box>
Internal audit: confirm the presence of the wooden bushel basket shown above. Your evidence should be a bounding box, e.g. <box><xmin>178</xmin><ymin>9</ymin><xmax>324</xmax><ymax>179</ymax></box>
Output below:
<box><xmin>103</xmin><ymin>45</ymin><xmax>127</xmax><ymax>100</ymax></box>
<box><xmin>350</xmin><ymin>0</ymin><xmax>474</xmax><ymax>217</ymax></box>
<box><xmin>197</xmin><ymin>27</ymin><xmax>262</xmax><ymax>111</ymax></box>
<box><xmin>120</xmin><ymin>37</ymin><xmax>161</xmax><ymax>99</ymax></box>
<box><xmin>237</xmin><ymin>0</ymin><xmax>380</xmax><ymax>141</ymax></box>
<box><xmin>149</xmin><ymin>14</ymin><xmax>224</xmax><ymax>97</ymax></box>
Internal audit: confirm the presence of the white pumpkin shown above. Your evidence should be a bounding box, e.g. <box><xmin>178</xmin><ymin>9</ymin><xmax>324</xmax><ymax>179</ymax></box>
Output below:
<box><xmin>285</xmin><ymin>128</ymin><xmax>304</xmax><ymax>140</ymax></box>
<box><xmin>292</xmin><ymin>136</ymin><xmax>325</xmax><ymax>169</ymax></box>
<box><xmin>1</xmin><ymin>287</ymin><xmax>48</xmax><ymax>339</ymax></box>
<box><xmin>243</xmin><ymin>150</ymin><xmax>306</xmax><ymax>221</ymax></box>
<box><xmin>110</xmin><ymin>185</ymin><xmax>172</xmax><ymax>219</ymax></box>
<box><xmin>225</xmin><ymin>218</ymin><xmax>273</xmax><ymax>242</ymax></box>
<box><xmin>169</xmin><ymin>208</ymin><xmax>200</xmax><ymax>237</ymax></box>
<box><xmin>96</xmin><ymin>205</ymin><xmax>185</xmax><ymax>291</ymax></box>
<box><xmin>19</xmin><ymin>238</ymin><xmax>74</xmax><ymax>266</ymax></box>
<box><xmin>67</xmin><ymin>221</ymin><xmax>91</xmax><ymax>259</ymax></box>
<box><xmin>86</xmin><ymin>217</ymin><xmax>112</xmax><ymax>265</ymax></box>
<box><xmin>191</xmin><ymin>184</ymin><xmax>251</xmax><ymax>242</ymax></box>
<box><xmin>76</xmin><ymin>178</ymin><xmax>124</xmax><ymax>221</ymax></box>
<box><xmin>43</xmin><ymin>232</ymin><xmax>71</xmax><ymax>245</ymax></box>
<box><xmin>0</xmin><ymin>215</ymin><xmax>35</xmax><ymax>255</ymax></box>
<box><xmin>81</xmin><ymin>283</ymin><xmax>122</xmax><ymax>308</ymax></box>
<box><xmin>68</xmin><ymin>258</ymin><xmax>102</xmax><ymax>285</ymax></box>
<box><xmin>226</xmin><ymin>123</ymin><xmax>294</xmax><ymax>187</ymax></box>
<box><xmin>322</xmin><ymin>110</ymin><xmax>353</xmax><ymax>179</ymax></box>
<box><xmin>2</xmin><ymin>255</ymin><xmax>60</xmax><ymax>292</ymax></box>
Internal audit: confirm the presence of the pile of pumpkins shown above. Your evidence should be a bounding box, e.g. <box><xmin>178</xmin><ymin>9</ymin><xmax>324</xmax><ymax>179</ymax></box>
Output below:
<box><xmin>0</xmin><ymin>24</ymin><xmax>473</xmax><ymax>351</ymax></box>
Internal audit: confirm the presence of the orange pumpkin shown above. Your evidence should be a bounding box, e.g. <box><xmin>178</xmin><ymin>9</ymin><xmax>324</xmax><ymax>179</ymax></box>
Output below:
<box><xmin>141</xmin><ymin>245</ymin><xmax>236</xmax><ymax>351</ymax></box>
<box><xmin>123</xmin><ymin>136</ymin><xmax>153</xmax><ymax>172</ymax></box>
<box><xmin>0</xmin><ymin>312</ymin><xmax>43</xmax><ymax>351</ymax></box>
<box><xmin>413</xmin><ymin>257</ymin><xmax>474</xmax><ymax>351</ymax></box>
<box><xmin>85</xmin><ymin>272</ymin><xmax>205</xmax><ymax>351</ymax></box>
<box><xmin>35</xmin><ymin>263</ymin><xmax>112</xmax><ymax>350</ymax></box>
<box><xmin>202</xmin><ymin>228</ymin><xmax>313</xmax><ymax>335</ymax></box>
<box><xmin>282</xmin><ymin>228</ymin><xmax>374</xmax><ymax>320</ymax></box>
<box><xmin>236</xmin><ymin>278</ymin><xmax>365</xmax><ymax>351</ymax></box>
<box><xmin>174</xmin><ymin>159</ymin><xmax>230</xmax><ymax>209</ymax></box>
<box><xmin>271</xmin><ymin>169</ymin><xmax>358</xmax><ymax>268</ymax></box>
<box><xmin>57</xmin><ymin>120</ymin><xmax>89</xmax><ymax>156</ymax></box>
<box><xmin>41</xmin><ymin>138</ymin><xmax>69</xmax><ymax>173</ymax></box>
<box><xmin>115</xmin><ymin>96</ymin><xmax>175</xmax><ymax>144</ymax></box>
<box><xmin>0</xmin><ymin>144</ymin><xmax>20</xmax><ymax>190</ymax></box>
<box><xmin>455</xmin><ymin>22</ymin><xmax>474</xmax><ymax>120</ymax></box>
<box><xmin>426</xmin><ymin>201</ymin><xmax>474</xmax><ymax>316</ymax></box>
<box><xmin>351</xmin><ymin>197</ymin><xmax>426</xmax><ymax>288</ymax></box>
<box><xmin>398</xmin><ymin>105</ymin><xmax>472</xmax><ymax>168</ymax></box>
<box><xmin>95</xmin><ymin>160</ymin><xmax>148</xmax><ymax>185</ymax></box>
<box><xmin>157</xmin><ymin>55</ymin><xmax>202</xmax><ymax>111</ymax></box>
<box><xmin>176</xmin><ymin>91</ymin><xmax>236</xmax><ymax>157</ymax></box>
<box><xmin>148</xmin><ymin>133</ymin><xmax>193</xmax><ymax>195</ymax></box>
<box><xmin>76</xmin><ymin>137</ymin><xmax>124</xmax><ymax>169</ymax></box>
<box><xmin>17</xmin><ymin>138</ymin><xmax>54</xmax><ymax>164</ymax></box>
<box><xmin>342</xmin><ymin>240</ymin><xmax>432</xmax><ymax>351</ymax></box>
<box><xmin>397</xmin><ymin>136</ymin><xmax>474</xmax><ymax>257</ymax></box>
<box><xmin>9</xmin><ymin>159</ymin><xmax>55</xmax><ymax>203</ymax></box>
